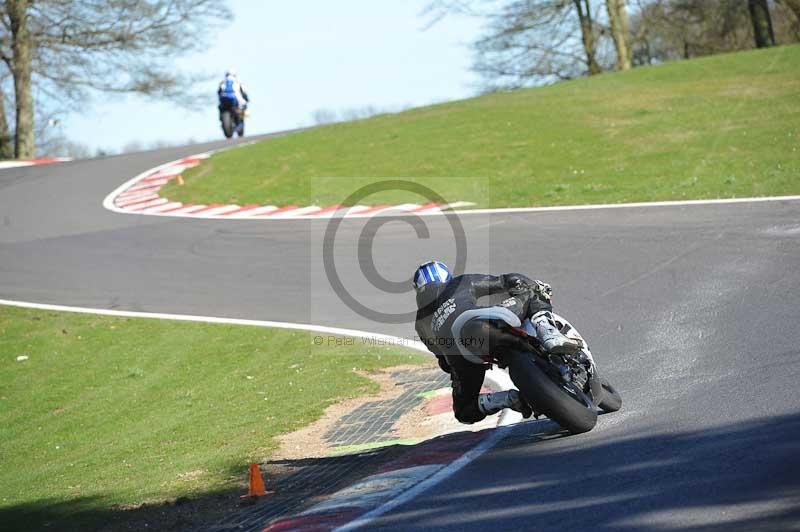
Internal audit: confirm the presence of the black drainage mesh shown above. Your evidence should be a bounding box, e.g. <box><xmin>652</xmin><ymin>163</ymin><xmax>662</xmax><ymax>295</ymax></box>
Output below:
<box><xmin>324</xmin><ymin>367</ymin><xmax>450</xmax><ymax>447</ymax></box>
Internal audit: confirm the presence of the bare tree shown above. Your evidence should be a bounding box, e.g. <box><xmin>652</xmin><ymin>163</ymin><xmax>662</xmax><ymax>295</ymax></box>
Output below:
<box><xmin>5</xmin><ymin>0</ymin><xmax>34</xmax><ymax>158</ymax></box>
<box><xmin>34</xmin><ymin>128</ymin><xmax>91</xmax><ymax>158</ymax></box>
<box><xmin>121</xmin><ymin>140</ymin><xmax>145</xmax><ymax>154</ymax></box>
<box><xmin>748</xmin><ymin>0</ymin><xmax>775</xmax><ymax>47</ymax></box>
<box><xmin>630</xmin><ymin>0</ymin><xmax>758</xmax><ymax>63</ymax></box>
<box><xmin>774</xmin><ymin>0</ymin><xmax>800</xmax><ymax>39</ymax></box>
<box><xmin>0</xmin><ymin>0</ymin><xmax>230</xmax><ymax>158</ymax></box>
<box><xmin>573</xmin><ymin>0</ymin><xmax>603</xmax><ymax>75</ymax></box>
<box><xmin>630</xmin><ymin>0</ymin><xmax>798</xmax><ymax>64</ymax></box>
<box><xmin>340</xmin><ymin>105</ymin><xmax>382</xmax><ymax>121</ymax></box>
<box><xmin>0</xmin><ymin>83</ymin><xmax>12</xmax><ymax>158</ymax></box>
<box><xmin>426</xmin><ymin>1</ymin><xmax>609</xmax><ymax>89</ymax></box>
<box><xmin>778</xmin><ymin>0</ymin><xmax>800</xmax><ymax>20</ymax></box>
<box><xmin>605</xmin><ymin>0</ymin><xmax>631</xmax><ymax>70</ymax></box>
<box><xmin>311</xmin><ymin>108</ymin><xmax>338</xmax><ymax>125</ymax></box>
<box><xmin>311</xmin><ymin>105</ymin><xmax>401</xmax><ymax>125</ymax></box>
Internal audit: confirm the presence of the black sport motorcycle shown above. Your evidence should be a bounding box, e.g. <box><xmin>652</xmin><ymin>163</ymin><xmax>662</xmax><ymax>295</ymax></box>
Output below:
<box><xmin>468</xmin><ymin>312</ymin><xmax>622</xmax><ymax>434</ymax></box>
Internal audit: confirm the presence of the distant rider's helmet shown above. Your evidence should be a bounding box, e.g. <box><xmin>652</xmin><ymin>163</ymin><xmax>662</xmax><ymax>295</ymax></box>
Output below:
<box><xmin>413</xmin><ymin>260</ymin><xmax>452</xmax><ymax>293</ymax></box>
<box><xmin>225</xmin><ymin>68</ymin><xmax>237</xmax><ymax>78</ymax></box>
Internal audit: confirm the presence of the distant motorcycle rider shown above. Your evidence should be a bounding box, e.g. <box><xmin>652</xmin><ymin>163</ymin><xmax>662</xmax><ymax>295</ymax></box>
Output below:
<box><xmin>413</xmin><ymin>260</ymin><xmax>581</xmax><ymax>424</ymax></box>
<box><xmin>218</xmin><ymin>69</ymin><xmax>249</xmax><ymax>134</ymax></box>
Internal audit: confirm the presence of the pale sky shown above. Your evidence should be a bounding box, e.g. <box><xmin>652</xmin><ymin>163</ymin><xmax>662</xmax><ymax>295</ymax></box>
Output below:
<box><xmin>60</xmin><ymin>1</ymin><xmax>482</xmax><ymax>154</ymax></box>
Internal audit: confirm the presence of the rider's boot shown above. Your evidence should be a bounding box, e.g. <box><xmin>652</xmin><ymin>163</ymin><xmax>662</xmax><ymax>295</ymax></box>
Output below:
<box><xmin>531</xmin><ymin>311</ymin><xmax>582</xmax><ymax>354</ymax></box>
<box><xmin>478</xmin><ymin>390</ymin><xmax>532</xmax><ymax>418</ymax></box>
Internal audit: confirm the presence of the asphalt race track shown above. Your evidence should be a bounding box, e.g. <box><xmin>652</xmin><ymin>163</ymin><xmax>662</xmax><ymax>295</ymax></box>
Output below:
<box><xmin>2</xmin><ymin>141</ymin><xmax>799</xmax><ymax>531</ymax></box>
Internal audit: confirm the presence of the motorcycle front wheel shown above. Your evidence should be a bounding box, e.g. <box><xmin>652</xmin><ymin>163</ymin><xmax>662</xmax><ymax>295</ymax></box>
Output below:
<box><xmin>506</xmin><ymin>351</ymin><xmax>598</xmax><ymax>434</ymax></box>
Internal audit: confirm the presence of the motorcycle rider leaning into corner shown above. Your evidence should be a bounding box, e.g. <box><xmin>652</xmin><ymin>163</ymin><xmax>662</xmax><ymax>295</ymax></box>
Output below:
<box><xmin>218</xmin><ymin>69</ymin><xmax>249</xmax><ymax>128</ymax></box>
<box><xmin>413</xmin><ymin>260</ymin><xmax>582</xmax><ymax>424</ymax></box>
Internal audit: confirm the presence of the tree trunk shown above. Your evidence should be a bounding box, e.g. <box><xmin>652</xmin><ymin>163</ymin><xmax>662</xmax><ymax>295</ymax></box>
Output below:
<box><xmin>605</xmin><ymin>0</ymin><xmax>631</xmax><ymax>70</ymax></box>
<box><xmin>0</xmin><ymin>91</ymin><xmax>13</xmax><ymax>159</ymax></box>
<box><xmin>8</xmin><ymin>0</ymin><xmax>34</xmax><ymax>159</ymax></box>
<box><xmin>748</xmin><ymin>0</ymin><xmax>776</xmax><ymax>48</ymax></box>
<box><xmin>574</xmin><ymin>0</ymin><xmax>602</xmax><ymax>75</ymax></box>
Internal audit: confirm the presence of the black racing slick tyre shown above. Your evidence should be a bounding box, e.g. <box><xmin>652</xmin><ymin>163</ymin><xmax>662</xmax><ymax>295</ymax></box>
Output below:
<box><xmin>506</xmin><ymin>352</ymin><xmax>598</xmax><ymax>434</ymax></box>
<box><xmin>237</xmin><ymin>119</ymin><xmax>245</xmax><ymax>137</ymax></box>
<box><xmin>221</xmin><ymin>111</ymin><xmax>234</xmax><ymax>138</ymax></box>
<box><xmin>597</xmin><ymin>376</ymin><xmax>622</xmax><ymax>413</ymax></box>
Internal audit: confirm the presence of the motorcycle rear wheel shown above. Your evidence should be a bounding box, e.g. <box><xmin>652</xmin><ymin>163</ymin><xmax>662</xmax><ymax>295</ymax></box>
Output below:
<box><xmin>221</xmin><ymin>111</ymin><xmax>234</xmax><ymax>138</ymax></box>
<box><xmin>506</xmin><ymin>351</ymin><xmax>598</xmax><ymax>434</ymax></box>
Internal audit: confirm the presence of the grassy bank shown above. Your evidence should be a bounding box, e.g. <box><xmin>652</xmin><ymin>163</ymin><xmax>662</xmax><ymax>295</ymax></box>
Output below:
<box><xmin>0</xmin><ymin>306</ymin><xmax>425</xmax><ymax>531</ymax></box>
<box><xmin>163</xmin><ymin>45</ymin><xmax>800</xmax><ymax>208</ymax></box>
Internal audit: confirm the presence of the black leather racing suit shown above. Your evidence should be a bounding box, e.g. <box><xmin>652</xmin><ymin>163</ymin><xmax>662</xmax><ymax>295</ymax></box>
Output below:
<box><xmin>414</xmin><ymin>273</ymin><xmax>552</xmax><ymax>424</ymax></box>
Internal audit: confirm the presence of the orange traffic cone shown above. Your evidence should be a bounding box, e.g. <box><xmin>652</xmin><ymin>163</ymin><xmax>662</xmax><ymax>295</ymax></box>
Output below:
<box><xmin>241</xmin><ymin>463</ymin><xmax>268</xmax><ymax>498</ymax></box>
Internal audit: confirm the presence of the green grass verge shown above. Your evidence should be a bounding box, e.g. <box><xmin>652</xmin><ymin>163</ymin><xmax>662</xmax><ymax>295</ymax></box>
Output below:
<box><xmin>162</xmin><ymin>45</ymin><xmax>800</xmax><ymax>209</ymax></box>
<box><xmin>0</xmin><ymin>306</ymin><xmax>426</xmax><ymax>531</ymax></box>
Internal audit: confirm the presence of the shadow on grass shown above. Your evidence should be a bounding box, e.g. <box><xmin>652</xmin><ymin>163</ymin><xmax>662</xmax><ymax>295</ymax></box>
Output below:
<box><xmin>4</xmin><ymin>413</ymin><xmax>800</xmax><ymax>531</ymax></box>
<box><xmin>0</xmin><ymin>436</ymin><xmax>437</xmax><ymax>532</ymax></box>
<box><xmin>0</xmin><ymin>489</ymin><xmax>238</xmax><ymax>532</ymax></box>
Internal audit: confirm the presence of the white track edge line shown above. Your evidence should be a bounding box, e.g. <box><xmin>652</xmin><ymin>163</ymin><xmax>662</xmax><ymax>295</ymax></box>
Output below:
<box><xmin>453</xmin><ymin>195</ymin><xmax>800</xmax><ymax>215</ymax></box>
<box><xmin>311</xmin><ymin>194</ymin><xmax>800</xmax><ymax>219</ymax></box>
<box><xmin>0</xmin><ymin>298</ymin><xmax>430</xmax><ymax>352</ymax></box>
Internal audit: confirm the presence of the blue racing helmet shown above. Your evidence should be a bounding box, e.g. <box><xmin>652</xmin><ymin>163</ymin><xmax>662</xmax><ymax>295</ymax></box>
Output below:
<box><xmin>413</xmin><ymin>260</ymin><xmax>452</xmax><ymax>292</ymax></box>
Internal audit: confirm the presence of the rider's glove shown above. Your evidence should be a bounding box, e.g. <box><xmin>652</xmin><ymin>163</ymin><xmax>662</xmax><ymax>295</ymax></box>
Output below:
<box><xmin>503</xmin><ymin>273</ymin><xmax>534</xmax><ymax>296</ymax></box>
